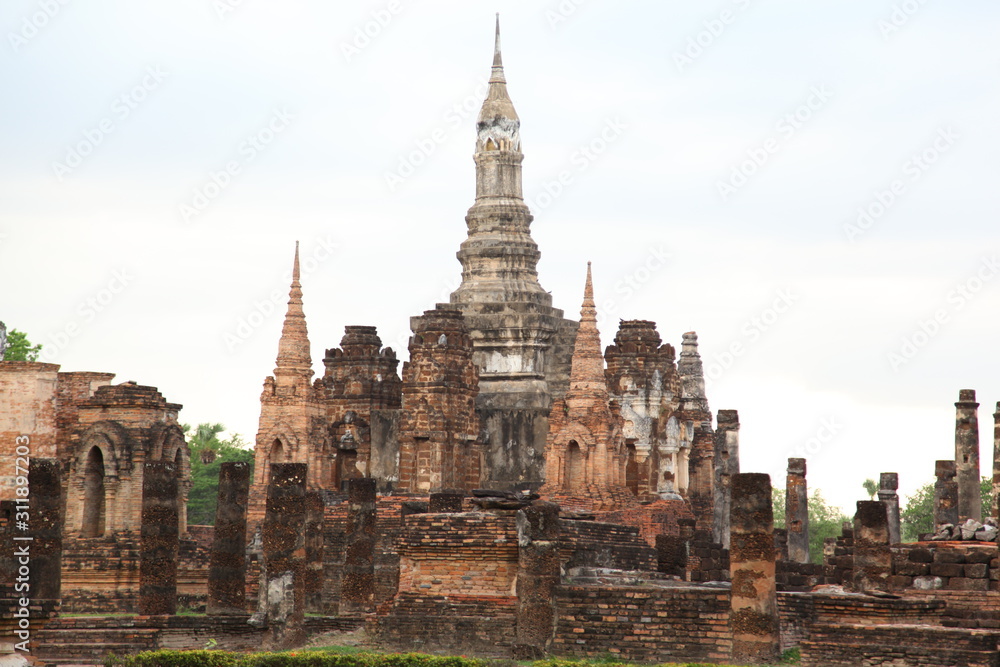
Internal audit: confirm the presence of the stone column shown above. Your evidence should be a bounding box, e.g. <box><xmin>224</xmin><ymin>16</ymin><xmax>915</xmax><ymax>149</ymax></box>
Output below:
<box><xmin>992</xmin><ymin>403</ymin><xmax>1000</xmax><ymax>520</ymax></box>
<box><xmin>260</xmin><ymin>463</ymin><xmax>307</xmax><ymax>649</ymax></box>
<box><xmin>785</xmin><ymin>458</ymin><xmax>809</xmax><ymax>564</ymax></box>
<box><xmin>342</xmin><ymin>478</ymin><xmax>377</xmax><ymax>613</ymax></box>
<box><xmin>955</xmin><ymin>389</ymin><xmax>981</xmax><ymax>522</ymax></box>
<box><xmin>513</xmin><ymin>501</ymin><xmax>561</xmax><ymax>659</ymax></box>
<box><xmin>729</xmin><ymin>473</ymin><xmax>779</xmax><ymax>665</ymax></box>
<box><xmin>28</xmin><ymin>459</ymin><xmax>62</xmax><ymax>602</ymax></box>
<box><xmin>304</xmin><ymin>491</ymin><xmax>325</xmax><ymax>614</ymax></box>
<box><xmin>852</xmin><ymin>501</ymin><xmax>891</xmax><ymax>592</ymax></box>
<box><xmin>429</xmin><ymin>492</ymin><xmax>464</xmax><ymax>513</ymax></box>
<box><xmin>208</xmin><ymin>461</ymin><xmax>249</xmax><ymax>615</ymax></box>
<box><xmin>877</xmin><ymin>473</ymin><xmax>901</xmax><ymax>545</ymax></box>
<box><xmin>139</xmin><ymin>462</ymin><xmax>179</xmax><ymax>616</ymax></box>
<box><xmin>934</xmin><ymin>460</ymin><xmax>959</xmax><ymax>528</ymax></box>
<box><xmin>714</xmin><ymin>410</ymin><xmax>740</xmax><ymax>549</ymax></box>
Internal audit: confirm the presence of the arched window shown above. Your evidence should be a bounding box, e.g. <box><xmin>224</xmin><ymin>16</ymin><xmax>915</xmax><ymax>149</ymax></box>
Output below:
<box><xmin>566</xmin><ymin>440</ymin><xmax>584</xmax><ymax>489</ymax></box>
<box><xmin>270</xmin><ymin>439</ymin><xmax>286</xmax><ymax>463</ymax></box>
<box><xmin>82</xmin><ymin>446</ymin><xmax>106</xmax><ymax>537</ymax></box>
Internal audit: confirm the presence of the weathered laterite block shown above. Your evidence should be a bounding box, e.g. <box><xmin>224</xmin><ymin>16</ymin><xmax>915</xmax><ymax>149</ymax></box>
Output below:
<box><xmin>207</xmin><ymin>462</ymin><xmax>249</xmax><ymax>616</ymax></box>
<box><xmin>729</xmin><ymin>472</ymin><xmax>778</xmax><ymax>665</ymax></box>
<box><xmin>139</xmin><ymin>462</ymin><xmax>179</xmax><ymax>616</ymax></box>
<box><xmin>28</xmin><ymin>458</ymin><xmax>62</xmax><ymax>602</ymax></box>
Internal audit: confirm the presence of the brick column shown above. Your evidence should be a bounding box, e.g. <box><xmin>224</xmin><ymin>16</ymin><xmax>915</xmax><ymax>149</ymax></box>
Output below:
<box><xmin>852</xmin><ymin>501</ymin><xmax>891</xmax><ymax>593</ymax></box>
<box><xmin>139</xmin><ymin>462</ymin><xmax>179</xmax><ymax>616</ymax></box>
<box><xmin>992</xmin><ymin>403</ymin><xmax>1000</xmax><ymax>520</ymax></box>
<box><xmin>28</xmin><ymin>459</ymin><xmax>62</xmax><ymax>602</ymax></box>
<box><xmin>729</xmin><ymin>473</ymin><xmax>779</xmax><ymax>665</ymax></box>
<box><xmin>955</xmin><ymin>389</ymin><xmax>981</xmax><ymax>522</ymax></box>
<box><xmin>934</xmin><ymin>460</ymin><xmax>959</xmax><ymax>528</ymax></box>
<box><xmin>429</xmin><ymin>491</ymin><xmax>464</xmax><ymax>513</ymax></box>
<box><xmin>342</xmin><ymin>478</ymin><xmax>377</xmax><ymax>613</ymax></box>
<box><xmin>304</xmin><ymin>491</ymin><xmax>325</xmax><ymax>614</ymax></box>
<box><xmin>208</xmin><ymin>462</ymin><xmax>249</xmax><ymax>615</ymax></box>
<box><xmin>785</xmin><ymin>458</ymin><xmax>809</xmax><ymax>564</ymax></box>
<box><xmin>877</xmin><ymin>472</ymin><xmax>901</xmax><ymax>545</ymax></box>
<box><xmin>260</xmin><ymin>463</ymin><xmax>307</xmax><ymax>649</ymax></box>
<box><xmin>714</xmin><ymin>410</ymin><xmax>740</xmax><ymax>549</ymax></box>
<box><xmin>513</xmin><ymin>500</ymin><xmax>561</xmax><ymax>659</ymax></box>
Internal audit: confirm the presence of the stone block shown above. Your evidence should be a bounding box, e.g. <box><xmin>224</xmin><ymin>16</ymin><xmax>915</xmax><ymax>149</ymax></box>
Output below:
<box><xmin>895</xmin><ymin>561</ymin><xmax>929</xmax><ymax>577</ymax></box>
<box><xmin>947</xmin><ymin>577</ymin><xmax>989</xmax><ymax>592</ymax></box>
<box><xmin>930</xmin><ymin>563</ymin><xmax>964</xmax><ymax>578</ymax></box>
<box><xmin>907</xmin><ymin>548</ymin><xmax>933</xmax><ymax>563</ymax></box>
<box><xmin>964</xmin><ymin>563</ymin><xmax>988</xmax><ymax>578</ymax></box>
<box><xmin>934</xmin><ymin>549</ymin><xmax>966</xmax><ymax>564</ymax></box>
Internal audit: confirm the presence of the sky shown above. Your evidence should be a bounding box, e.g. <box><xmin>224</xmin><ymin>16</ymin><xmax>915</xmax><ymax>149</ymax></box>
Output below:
<box><xmin>1</xmin><ymin>0</ymin><xmax>999</xmax><ymax>515</ymax></box>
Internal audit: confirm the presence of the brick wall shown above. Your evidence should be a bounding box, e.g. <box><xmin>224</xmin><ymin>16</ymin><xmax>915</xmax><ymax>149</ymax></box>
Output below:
<box><xmin>560</xmin><ymin>519</ymin><xmax>656</xmax><ymax>571</ymax></box>
<box><xmin>396</xmin><ymin>512</ymin><xmax>518</xmax><ymax>597</ymax></box>
<box><xmin>553</xmin><ymin>585</ymin><xmax>731</xmax><ymax>664</ymax></box>
<box><xmin>376</xmin><ymin>593</ymin><xmax>517</xmax><ymax>656</ymax></box>
<box><xmin>799</xmin><ymin>623</ymin><xmax>1000</xmax><ymax>667</ymax></box>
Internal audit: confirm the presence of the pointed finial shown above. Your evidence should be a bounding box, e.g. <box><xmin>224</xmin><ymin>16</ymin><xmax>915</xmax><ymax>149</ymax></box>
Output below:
<box><xmin>275</xmin><ymin>242</ymin><xmax>312</xmax><ymax>377</ymax></box>
<box><xmin>494</xmin><ymin>13</ymin><xmax>502</xmax><ymax>68</ymax></box>
<box><xmin>491</xmin><ymin>13</ymin><xmax>506</xmax><ymax>84</ymax></box>
<box><xmin>567</xmin><ymin>261</ymin><xmax>607</xmax><ymax>395</ymax></box>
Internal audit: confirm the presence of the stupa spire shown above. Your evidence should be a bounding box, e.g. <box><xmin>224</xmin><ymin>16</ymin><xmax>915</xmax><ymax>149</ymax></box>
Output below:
<box><xmin>274</xmin><ymin>241</ymin><xmax>313</xmax><ymax>378</ymax></box>
<box><xmin>568</xmin><ymin>262</ymin><xmax>606</xmax><ymax>392</ymax></box>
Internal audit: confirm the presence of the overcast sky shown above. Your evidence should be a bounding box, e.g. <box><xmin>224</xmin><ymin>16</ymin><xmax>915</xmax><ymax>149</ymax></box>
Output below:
<box><xmin>2</xmin><ymin>0</ymin><xmax>998</xmax><ymax>514</ymax></box>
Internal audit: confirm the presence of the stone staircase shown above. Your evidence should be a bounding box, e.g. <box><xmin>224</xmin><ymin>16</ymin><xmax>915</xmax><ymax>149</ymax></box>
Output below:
<box><xmin>31</xmin><ymin>617</ymin><xmax>157</xmax><ymax>667</ymax></box>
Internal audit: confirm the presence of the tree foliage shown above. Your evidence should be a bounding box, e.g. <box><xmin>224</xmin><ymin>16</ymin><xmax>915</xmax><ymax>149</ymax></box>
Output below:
<box><xmin>901</xmin><ymin>476</ymin><xmax>993</xmax><ymax>542</ymax></box>
<box><xmin>2</xmin><ymin>328</ymin><xmax>42</xmax><ymax>361</ymax></box>
<box><xmin>184</xmin><ymin>423</ymin><xmax>253</xmax><ymax>526</ymax></box>
<box><xmin>862</xmin><ymin>478</ymin><xmax>878</xmax><ymax>501</ymax></box>
<box><xmin>772</xmin><ymin>487</ymin><xmax>849</xmax><ymax>564</ymax></box>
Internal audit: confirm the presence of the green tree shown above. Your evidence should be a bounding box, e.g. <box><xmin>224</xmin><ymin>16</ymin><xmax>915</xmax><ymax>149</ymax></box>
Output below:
<box><xmin>862</xmin><ymin>478</ymin><xmax>878</xmax><ymax>501</ymax></box>
<box><xmin>901</xmin><ymin>476</ymin><xmax>993</xmax><ymax>541</ymax></box>
<box><xmin>2</xmin><ymin>328</ymin><xmax>42</xmax><ymax>361</ymax></box>
<box><xmin>772</xmin><ymin>487</ymin><xmax>849</xmax><ymax>564</ymax></box>
<box><xmin>184</xmin><ymin>423</ymin><xmax>253</xmax><ymax>526</ymax></box>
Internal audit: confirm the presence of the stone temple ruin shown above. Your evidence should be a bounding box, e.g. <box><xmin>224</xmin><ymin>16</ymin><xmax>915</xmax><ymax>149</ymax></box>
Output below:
<box><xmin>4</xmin><ymin>17</ymin><xmax>1000</xmax><ymax>667</ymax></box>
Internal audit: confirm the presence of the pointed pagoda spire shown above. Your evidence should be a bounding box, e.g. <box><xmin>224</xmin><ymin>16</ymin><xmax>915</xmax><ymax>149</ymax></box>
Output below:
<box><xmin>274</xmin><ymin>241</ymin><xmax>313</xmax><ymax>379</ymax></box>
<box><xmin>567</xmin><ymin>262</ymin><xmax>607</xmax><ymax>394</ymax></box>
<box><xmin>491</xmin><ymin>13</ymin><xmax>505</xmax><ymax>83</ymax></box>
<box><xmin>477</xmin><ymin>13</ymin><xmax>520</xmax><ymax>154</ymax></box>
